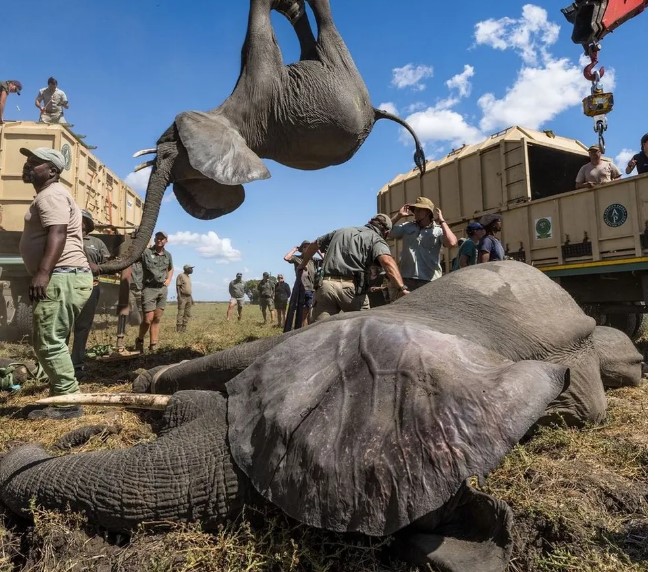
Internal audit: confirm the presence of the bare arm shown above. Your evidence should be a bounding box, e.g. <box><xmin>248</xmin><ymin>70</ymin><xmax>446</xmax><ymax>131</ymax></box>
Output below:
<box><xmin>391</xmin><ymin>204</ymin><xmax>412</xmax><ymax>224</ymax></box>
<box><xmin>576</xmin><ymin>180</ymin><xmax>595</xmax><ymax>189</ymax></box>
<box><xmin>30</xmin><ymin>225</ymin><xmax>67</xmax><ymax>301</ymax></box>
<box><xmin>376</xmin><ymin>254</ymin><xmax>408</xmax><ymax>296</ymax></box>
<box><xmin>458</xmin><ymin>254</ymin><xmax>470</xmax><ymax>268</ymax></box>
<box><xmin>0</xmin><ymin>90</ymin><xmax>6</xmax><ymax>123</ymax></box>
<box><xmin>479</xmin><ymin>251</ymin><xmax>490</xmax><ymax>263</ymax></box>
<box><xmin>283</xmin><ymin>246</ymin><xmax>299</xmax><ymax>262</ymax></box>
<box><xmin>165</xmin><ymin>266</ymin><xmax>174</xmax><ymax>287</ymax></box>
<box><xmin>434</xmin><ymin>209</ymin><xmax>458</xmax><ymax>247</ymax></box>
<box><xmin>297</xmin><ymin>241</ymin><xmax>320</xmax><ymax>270</ymax></box>
<box><xmin>35</xmin><ymin>93</ymin><xmax>43</xmax><ymax>111</ymax></box>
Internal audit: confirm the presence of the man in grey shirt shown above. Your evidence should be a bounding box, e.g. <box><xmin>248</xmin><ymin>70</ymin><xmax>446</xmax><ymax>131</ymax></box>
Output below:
<box><xmin>227</xmin><ymin>272</ymin><xmax>247</xmax><ymax>321</ymax></box>
<box><xmin>299</xmin><ymin>214</ymin><xmax>408</xmax><ymax>321</ymax></box>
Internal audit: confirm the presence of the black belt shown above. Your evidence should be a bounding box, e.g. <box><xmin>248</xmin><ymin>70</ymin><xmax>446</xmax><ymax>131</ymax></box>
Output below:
<box><xmin>323</xmin><ymin>274</ymin><xmax>354</xmax><ymax>282</ymax></box>
<box><xmin>144</xmin><ymin>283</ymin><xmax>165</xmax><ymax>288</ymax></box>
<box><xmin>52</xmin><ymin>266</ymin><xmax>91</xmax><ymax>274</ymax></box>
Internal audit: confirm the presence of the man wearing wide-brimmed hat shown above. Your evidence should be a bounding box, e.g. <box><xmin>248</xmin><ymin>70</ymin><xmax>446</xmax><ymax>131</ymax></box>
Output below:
<box><xmin>389</xmin><ymin>196</ymin><xmax>458</xmax><ymax>291</ymax></box>
<box><xmin>19</xmin><ymin>146</ymin><xmax>92</xmax><ymax>420</ymax></box>
<box><xmin>575</xmin><ymin>144</ymin><xmax>621</xmax><ymax>189</ymax></box>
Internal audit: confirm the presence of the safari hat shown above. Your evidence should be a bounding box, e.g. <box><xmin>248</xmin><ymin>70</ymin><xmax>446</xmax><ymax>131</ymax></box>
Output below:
<box><xmin>409</xmin><ymin>197</ymin><xmax>435</xmax><ymax>212</ymax></box>
<box><xmin>20</xmin><ymin>147</ymin><xmax>65</xmax><ymax>171</ymax></box>
<box><xmin>478</xmin><ymin>213</ymin><xmax>502</xmax><ymax>227</ymax></box>
<box><xmin>80</xmin><ymin>209</ymin><xmax>95</xmax><ymax>232</ymax></box>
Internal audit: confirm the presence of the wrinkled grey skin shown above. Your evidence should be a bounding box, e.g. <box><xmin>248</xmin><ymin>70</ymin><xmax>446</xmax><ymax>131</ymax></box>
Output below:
<box><xmin>99</xmin><ymin>0</ymin><xmax>425</xmax><ymax>275</ymax></box>
<box><xmin>1</xmin><ymin>262</ymin><xmax>639</xmax><ymax>572</ymax></box>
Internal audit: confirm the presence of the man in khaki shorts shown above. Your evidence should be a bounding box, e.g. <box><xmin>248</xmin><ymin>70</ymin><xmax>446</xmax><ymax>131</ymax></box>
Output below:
<box><xmin>135</xmin><ymin>231</ymin><xmax>173</xmax><ymax>353</ymax></box>
<box><xmin>18</xmin><ymin>147</ymin><xmax>93</xmax><ymax>420</ymax></box>
<box><xmin>298</xmin><ymin>214</ymin><xmax>408</xmax><ymax>321</ymax></box>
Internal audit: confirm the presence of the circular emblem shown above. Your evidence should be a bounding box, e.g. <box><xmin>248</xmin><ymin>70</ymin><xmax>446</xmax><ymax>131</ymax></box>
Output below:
<box><xmin>535</xmin><ymin>217</ymin><xmax>552</xmax><ymax>239</ymax></box>
<box><xmin>603</xmin><ymin>203</ymin><xmax>628</xmax><ymax>228</ymax></box>
<box><xmin>61</xmin><ymin>144</ymin><xmax>72</xmax><ymax>171</ymax></box>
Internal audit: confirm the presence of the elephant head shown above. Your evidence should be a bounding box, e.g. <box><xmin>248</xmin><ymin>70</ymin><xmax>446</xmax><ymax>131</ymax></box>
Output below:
<box><xmin>99</xmin><ymin>0</ymin><xmax>426</xmax><ymax>274</ymax></box>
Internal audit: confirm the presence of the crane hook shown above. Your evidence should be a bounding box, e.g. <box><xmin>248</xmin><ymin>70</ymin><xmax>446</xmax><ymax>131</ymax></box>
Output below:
<box><xmin>583</xmin><ymin>42</ymin><xmax>605</xmax><ymax>83</ymax></box>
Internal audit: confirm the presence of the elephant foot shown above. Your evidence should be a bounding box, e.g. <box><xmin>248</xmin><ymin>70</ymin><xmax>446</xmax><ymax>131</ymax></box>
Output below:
<box><xmin>272</xmin><ymin>0</ymin><xmax>305</xmax><ymax>24</ymax></box>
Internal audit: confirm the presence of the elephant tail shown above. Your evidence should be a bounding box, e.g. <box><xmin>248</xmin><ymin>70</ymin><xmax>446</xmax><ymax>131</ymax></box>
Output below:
<box><xmin>374</xmin><ymin>108</ymin><xmax>426</xmax><ymax>175</ymax></box>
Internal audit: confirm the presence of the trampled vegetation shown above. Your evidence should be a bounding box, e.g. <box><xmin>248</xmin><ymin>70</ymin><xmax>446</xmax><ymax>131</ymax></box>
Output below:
<box><xmin>0</xmin><ymin>303</ymin><xmax>647</xmax><ymax>571</ymax></box>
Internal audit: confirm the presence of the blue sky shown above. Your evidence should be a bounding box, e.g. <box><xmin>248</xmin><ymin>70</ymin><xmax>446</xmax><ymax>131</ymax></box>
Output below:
<box><xmin>3</xmin><ymin>1</ymin><xmax>648</xmax><ymax>300</ymax></box>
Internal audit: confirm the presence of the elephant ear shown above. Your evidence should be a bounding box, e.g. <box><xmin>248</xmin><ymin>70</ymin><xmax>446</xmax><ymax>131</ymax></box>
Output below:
<box><xmin>227</xmin><ymin>315</ymin><xmax>569</xmax><ymax>537</ymax></box>
<box><xmin>175</xmin><ymin>111</ymin><xmax>270</xmax><ymax>186</ymax></box>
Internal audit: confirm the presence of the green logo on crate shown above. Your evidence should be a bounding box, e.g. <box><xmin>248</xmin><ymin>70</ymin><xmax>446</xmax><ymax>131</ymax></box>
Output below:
<box><xmin>603</xmin><ymin>203</ymin><xmax>628</xmax><ymax>228</ymax></box>
<box><xmin>535</xmin><ymin>217</ymin><xmax>552</xmax><ymax>239</ymax></box>
<box><xmin>61</xmin><ymin>144</ymin><xmax>72</xmax><ymax>171</ymax></box>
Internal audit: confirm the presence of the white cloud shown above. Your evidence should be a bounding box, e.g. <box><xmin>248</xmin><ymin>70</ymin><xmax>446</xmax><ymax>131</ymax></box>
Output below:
<box><xmin>406</xmin><ymin>107</ymin><xmax>484</xmax><ymax>148</ymax></box>
<box><xmin>124</xmin><ymin>166</ymin><xmax>151</xmax><ymax>194</ymax></box>
<box><xmin>474</xmin><ymin>4</ymin><xmax>560</xmax><ymax>65</ymax></box>
<box><xmin>446</xmin><ymin>65</ymin><xmax>475</xmax><ymax>98</ymax></box>
<box><xmin>167</xmin><ymin>231</ymin><xmax>241</xmax><ymax>261</ymax></box>
<box><xmin>378</xmin><ymin>101</ymin><xmax>399</xmax><ymax>115</ymax></box>
<box><xmin>391</xmin><ymin>64</ymin><xmax>434</xmax><ymax>91</ymax></box>
<box><xmin>477</xmin><ymin>58</ymin><xmax>606</xmax><ymax>132</ymax></box>
<box><xmin>615</xmin><ymin>149</ymin><xmax>635</xmax><ymax>174</ymax></box>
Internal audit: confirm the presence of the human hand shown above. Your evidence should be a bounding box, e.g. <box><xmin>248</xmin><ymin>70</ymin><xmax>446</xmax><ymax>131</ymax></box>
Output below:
<box><xmin>434</xmin><ymin>207</ymin><xmax>445</xmax><ymax>224</ymax></box>
<box><xmin>399</xmin><ymin>204</ymin><xmax>413</xmax><ymax>217</ymax></box>
<box><xmin>89</xmin><ymin>262</ymin><xmax>101</xmax><ymax>276</ymax></box>
<box><xmin>29</xmin><ymin>271</ymin><xmax>50</xmax><ymax>302</ymax></box>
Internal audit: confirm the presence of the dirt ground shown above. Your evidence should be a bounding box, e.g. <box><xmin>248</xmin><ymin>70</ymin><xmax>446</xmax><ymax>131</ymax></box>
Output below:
<box><xmin>0</xmin><ymin>304</ymin><xmax>647</xmax><ymax>571</ymax></box>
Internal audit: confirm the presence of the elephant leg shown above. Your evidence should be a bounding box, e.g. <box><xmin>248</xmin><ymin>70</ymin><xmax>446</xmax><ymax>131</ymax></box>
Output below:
<box><xmin>392</xmin><ymin>481</ymin><xmax>513</xmax><ymax>572</ymax></box>
<box><xmin>0</xmin><ymin>391</ymin><xmax>252</xmax><ymax>532</ymax></box>
<box><xmin>290</xmin><ymin>10</ymin><xmax>318</xmax><ymax>61</ymax></box>
<box><xmin>243</xmin><ymin>0</ymin><xmax>286</xmax><ymax>76</ymax></box>
<box><xmin>305</xmin><ymin>0</ymin><xmax>353</xmax><ymax>66</ymax></box>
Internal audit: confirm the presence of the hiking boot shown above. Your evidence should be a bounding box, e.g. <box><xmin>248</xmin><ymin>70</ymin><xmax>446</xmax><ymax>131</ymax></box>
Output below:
<box><xmin>28</xmin><ymin>406</ymin><xmax>83</xmax><ymax>420</ymax></box>
<box><xmin>149</xmin><ymin>344</ymin><xmax>158</xmax><ymax>353</ymax></box>
<box><xmin>135</xmin><ymin>338</ymin><xmax>144</xmax><ymax>354</ymax></box>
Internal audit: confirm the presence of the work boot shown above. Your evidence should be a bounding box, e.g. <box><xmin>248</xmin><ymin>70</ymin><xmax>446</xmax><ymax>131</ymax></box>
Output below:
<box><xmin>135</xmin><ymin>338</ymin><xmax>144</xmax><ymax>354</ymax></box>
<box><xmin>149</xmin><ymin>343</ymin><xmax>158</xmax><ymax>353</ymax></box>
<box><xmin>28</xmin><ymin>406</ymin><xmax>83</xmax><ymax>420</ymax></box>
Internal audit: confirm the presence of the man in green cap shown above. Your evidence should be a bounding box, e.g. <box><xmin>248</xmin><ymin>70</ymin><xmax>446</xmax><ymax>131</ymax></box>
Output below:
<box><xmin>257</xmin><ymin>272</ymin><xmax>276</xmax><ymax>324</ymax></box>
<box><xmin>19</xmin><ymin>147</ymin><xmax>92</xmax><ymax>419</ymax></box>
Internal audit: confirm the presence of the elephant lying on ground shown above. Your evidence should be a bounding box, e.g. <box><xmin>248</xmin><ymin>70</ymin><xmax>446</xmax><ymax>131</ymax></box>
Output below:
<box><xmin>0</xmin><ymin>262</ymin><xmax>642</xmax><ymax>572</ymax></box>
<box><xmin>99</xmin><ymin>0</ymin><xmax>426</xmax><ymax>275</ymax></box>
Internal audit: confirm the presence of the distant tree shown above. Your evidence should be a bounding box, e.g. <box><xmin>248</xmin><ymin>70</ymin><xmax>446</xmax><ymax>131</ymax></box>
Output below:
<box><xmin>245</xmin><ymin>279</ymin><xmax>259</xmax><ymax>303</ymax></box>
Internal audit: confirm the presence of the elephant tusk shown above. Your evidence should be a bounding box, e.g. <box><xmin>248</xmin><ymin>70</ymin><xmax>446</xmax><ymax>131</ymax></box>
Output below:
<box><xmin>133</xmin><ymin>148</ymin><xmax>157</xmax><ymax>158</ymax></box>
<box><xmin>36</xmin><ymin>393</ymin><xmax>171</xmax><ymax>410</ymax></box>
<box><xmin>134</xmin><ymin>160</ymin><xmax>156</xmax><ymax>172</ymax></box>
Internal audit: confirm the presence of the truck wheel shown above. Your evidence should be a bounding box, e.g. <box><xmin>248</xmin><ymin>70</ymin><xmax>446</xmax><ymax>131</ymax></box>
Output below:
<box><xmin>605</xmin><ymin>312</ymin><xmax>638</xmax><ymax>338</ymax></box>
<box><xmin>15</xmin><ymin>301</ymin><xmax>33</xmax><ymax>339</ymax></box>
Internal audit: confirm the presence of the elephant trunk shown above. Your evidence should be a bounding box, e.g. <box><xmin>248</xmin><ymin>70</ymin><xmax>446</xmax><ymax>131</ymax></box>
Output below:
<box><xmin>98</xmin><ymin>139</ymin><xmax>178</xmax><ymax>274</ymax></box>
<box><xmin>0</xmin><ymin>392</ymin><xmax>250</xmax><ymax>532</ymax></box>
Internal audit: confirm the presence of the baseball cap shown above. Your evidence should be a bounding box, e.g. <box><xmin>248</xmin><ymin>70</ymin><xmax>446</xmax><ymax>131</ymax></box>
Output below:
<box><xmin>10</xmin><ymin>80</ymin><xmax>22</xmax><ymax>95</ymax></box>
<box><xmin>587</xmin><ymin>144</ymin><xmax>600</xmax><ymax>152</ymax></box>
<box><xmin>277</xmin><ymin>274</ymin><xmax>284</xmax><ymax>279</ymax></box>
<box><xmin>299</xmin><ymin>240</ymin><xmax>311</xmax><ymax>249</ymax></box>
<box><xmin>466</xmin><ymin>221</ymin><xmax>485</xmax><ymax>232</ymax></box>
<box><xmin>263</xmin><ymin>272</ymin><xmax>270</xmax><ymax>277</ymax></box>
<box><xmin>155</xmin><ymin>230</ymin><xmax>168</xmax><ymax>238</ymax></box>
<box><xmin>183</xmin><ymin>264</ymin><xmax>194</xmax><ymax>271</ymax></box>
<box><xmin>236</xmin><ymin>272</ymin><xmax>243</xmax><ymax>277</ymax></box>
<box><xmin>371</xmin><ymin>213</ymin><xmax>393</xmax><ymax>232</ymax></box>
<box><xmin>20</xmin><ymin>147</ymin><xmax>66</xmax><ymax>172</ymax></box>
<box><xmin>80</xmin><ymin>209</ymin><xmax>95</xmax><ymax>232</ymax></box>
<box><xmin>408</xmin><ymin>197</ymin><xmax>435</xmax><ymax>212</ymax></box>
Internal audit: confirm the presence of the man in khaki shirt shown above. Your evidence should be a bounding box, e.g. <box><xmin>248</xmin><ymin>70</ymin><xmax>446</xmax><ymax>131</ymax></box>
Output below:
<box><xmin>18</xmin><ymin>147</ymin><xmax>93</xmax><ymax>420</ymax></box>
<box><xmin>176</xmin><ymin>264</ymin><xmax>194</xmax><ymax>332</ymax></box>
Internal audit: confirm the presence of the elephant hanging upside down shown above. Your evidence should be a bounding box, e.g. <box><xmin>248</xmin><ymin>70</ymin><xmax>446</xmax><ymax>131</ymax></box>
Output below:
<box><xmin>0</xmin><ymin>262</ymin><xmax>643</xmax><ymax>572</ymax></box>
<box><xmin>99</xmin><ymin>0</ymin><xmax>426</xmax><ymax>275</ymax></box>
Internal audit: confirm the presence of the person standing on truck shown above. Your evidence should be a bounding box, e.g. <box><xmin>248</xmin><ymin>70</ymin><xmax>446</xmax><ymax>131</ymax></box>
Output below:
<box><xmin>35</xmin><ymin>77</ymin><xmax>69</xmax><ymax>125</ymax></box>
<box><xmin>478</xmin><ymin>214</ymin><xmax>505</xmax><ymax>263</ymax></box>
<box><xmin>626</xmin><ymin>133</ymin><xmax>648</xmax><ymax>175</ymax></box>
<box><xmin>226</xmin><ymin>272</ymin><xmax>247</xmax><ymax>321</ymax></box>
<box><xmin>452</xmin><ymin>222</ymin><xmax>486</xmax><ymax>270</ymax></box>
<box><xmin>18</xmin><ymin>147</ymin><xmax>92</xmax><ymax>420</ymax></box>
<box><xmin>71</xmin><ymin>210</ymin><xmax>110</xmax><ymax>379</ymax></box>
<box><xmin>389</xmin><ymin>197</ymin><xmax>458</xmax><ymax>291</ymax></box>
<box><xmin>575</xmin><ymin>145</ymin><xmax>621</xmax><ymax>189</ymax></box>
<box><xmin>135</xmin><ymin>231</ymin><xmax>173</xmax><ymax>353</ymax></box>
<box><xmin>298</xmin><ymin>214</ymin><xmax>409</xmax><ymax>321</ymax></box>
<box><xmin>175</xmin><ymin>264</ymin><xmax>194</xmax><ymax>332</ymax></box>
<box><xmin>0</xmin><ymin>80</ymin><xmax>22</xmax><ymax>124</ymax></box>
